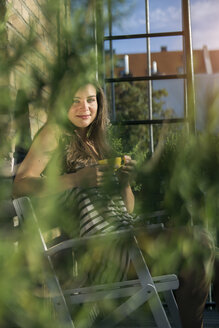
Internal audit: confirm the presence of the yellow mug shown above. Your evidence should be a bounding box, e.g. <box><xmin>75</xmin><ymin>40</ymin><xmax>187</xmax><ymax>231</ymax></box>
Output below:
<box><xmin>98</xmin><ymin>157</ymin><xmax>123</xmax><ymax>170</ymax></box>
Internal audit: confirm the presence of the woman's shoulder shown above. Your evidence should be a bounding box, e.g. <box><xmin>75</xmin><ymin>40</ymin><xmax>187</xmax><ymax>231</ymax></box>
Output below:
<box><xmin>32</xmin><ymin>122</ymin><xmax>62</xmax><ymax>153</ymax></box>
<box><xmin>40</xmin><ymin>122</ymin><xmax>62</xmax><ymax>137</ymax></box>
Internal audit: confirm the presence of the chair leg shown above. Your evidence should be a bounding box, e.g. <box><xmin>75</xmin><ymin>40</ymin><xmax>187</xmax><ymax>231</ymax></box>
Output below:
<box><xmin>129</xmin><ymin>237</ymin><xmax>173</xmax><ymax>327</ymax></box>
<box><xmin>46</xmin><ymin>274</ymin><xmax>75</xmax><ymax>328</ymax></box>
<box><xmin>147</xmin><ymin>288</ymin><xmax>172</xmax><ymax>328</ymax></box>
<box><xmin>101</xmin><ymin>284</ymin><xmax>171</xmax><ymax>328</ymax></box>
<box><xmin>163</xmin><ymin>290</ymin><xmax>182</xmax><ymax>328</ymax></box>
<box><xmin>14</xmin><ymin>198</ymin><xmax>75</xmax><ymax>328</ymax></box>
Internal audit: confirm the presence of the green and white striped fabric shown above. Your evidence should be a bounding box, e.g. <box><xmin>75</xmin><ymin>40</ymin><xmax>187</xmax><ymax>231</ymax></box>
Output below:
<box><xmin>71</xmin><ymin>185</ymin><xmax>134</xmax><ymax>283</ymax></box>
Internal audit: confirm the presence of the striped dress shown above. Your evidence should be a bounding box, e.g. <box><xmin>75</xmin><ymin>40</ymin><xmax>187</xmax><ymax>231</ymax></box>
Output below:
<box><xmin>65</xmin><ymin>180</ymin><xmax>134</xmax><ymax>284</ymax></box>
<box><xmin>50</xmin><ymin>139</ymin><xmax>135</xmax><ymax>284</ymax></box>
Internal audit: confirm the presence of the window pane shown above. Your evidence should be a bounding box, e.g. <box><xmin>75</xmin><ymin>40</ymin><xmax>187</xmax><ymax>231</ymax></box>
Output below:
<box><xmin>149</xmin><ymin>0</ymin><xmax>182</xmax><ymax>33</ymax></box>
<box><xmin>105</xmin><ymin>0</ymin><xmax>146</xmax><ymax>36</ymax></box>
<box><xmin>106</xmin><ymin>80</ymin><xmax>183</xmax><ymax>121</ymax></box>
<box><xmin>152</xmin><ymin>79</ymin><xmax>185</xmax><ymax>118</ymax></box>
<box><xmin>150</xmin><ymin>36</ymin><xmax>183</xmax><ymax>75</ymax></box>
<box><xmin>106</xmin><ymin>81</ymin><xmax>149</xmax><ymax>121</ymax></box>
<box><xmin>109</xmin><ymin>124</ymin><xmax>150</xmax><ymax>156</ymax></box>
<box><xmin>105</xmin><ymin>0</ymin><xmax>182</xmax><ymax>36</ymax></box>
<box><xmin>104</xmin><ymin>36</ymin><xmax>183</xmax><ymax>78</ymax></box>
<box><xmin>151</xmin><ymin>35</ymin><xmax>183</xmax><ymax>53</ymax></box>
<box><xmin>154</xmin><ymin>122</ymin><xmax>187</xmax><ymax>137</ymax></box>
<box><xmin>109</xmin><ymin>122</ymin><xmax>186</xmax><ymax>160</ymax></box>
<box><xmin>104</xmin><ymin>39</ymin><xmax>147</xmax><ymax>78</ymax></box>
<box><xmin>112</xmin><ymin>38</ymin><xmax>147</xmax><ymax>55</ymax></box>
<box><xmin>106</xmin><ymin>80</ymin><xmax>184</xmax><ymax>121</ymax></box>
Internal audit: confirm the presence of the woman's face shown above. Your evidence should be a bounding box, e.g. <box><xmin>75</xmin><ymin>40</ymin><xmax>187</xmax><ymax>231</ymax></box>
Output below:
<box><xmin>68</xmin><ymin>84</ymin><xmax>98</xmax><ymax>129</ymax></box>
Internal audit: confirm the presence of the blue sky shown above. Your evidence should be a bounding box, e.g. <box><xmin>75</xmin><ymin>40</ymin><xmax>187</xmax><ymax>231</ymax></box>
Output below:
<box><xmin>106</xmin><ymin>0</ymin><xmax>219</xmax><ymax>54</ymax></box>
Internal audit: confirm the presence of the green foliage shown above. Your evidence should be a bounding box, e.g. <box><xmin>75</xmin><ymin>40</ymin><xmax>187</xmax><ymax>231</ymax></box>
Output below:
<box><xmin>0</xmin><ymin>1</ymin><xmax>134</xmax><ymax>327</ymax></box>
<box><xmin>135</xmin><ymin>128</ymin><xmax>219</xmax><ymax>238</ymax></box>
<box><xmin>0</xmin><ymin>0</ymin><xmax>219</xmax><ymax>326</ymax></box>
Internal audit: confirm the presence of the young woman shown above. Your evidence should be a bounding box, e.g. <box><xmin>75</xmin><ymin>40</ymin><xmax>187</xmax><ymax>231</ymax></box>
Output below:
<box><xmin>13</xmin><ymin>83</ymin><xmax>214</xmax><ymax>328</ymax></box>
<box><xmin>13</xmin><ymin>83</ymin><xmax>134</xmax><ymax>210</ymax></box>
<box><xmin>13</xmin><ymin>82</ymin><xmax>135</xmax><ymax>284</ymax></box>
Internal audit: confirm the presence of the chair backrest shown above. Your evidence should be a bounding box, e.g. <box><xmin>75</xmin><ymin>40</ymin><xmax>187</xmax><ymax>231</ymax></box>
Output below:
<box><xmin>11</xmin><ymin>196</ymin><xmax>181</xmax><ymax>328</ymax></box>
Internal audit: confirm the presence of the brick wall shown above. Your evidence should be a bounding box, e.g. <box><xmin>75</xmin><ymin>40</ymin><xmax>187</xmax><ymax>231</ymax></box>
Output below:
<box><xmin>6</xmin><ymin>0</ymin><xmax>58</xmax><ymax>137</ymax></box>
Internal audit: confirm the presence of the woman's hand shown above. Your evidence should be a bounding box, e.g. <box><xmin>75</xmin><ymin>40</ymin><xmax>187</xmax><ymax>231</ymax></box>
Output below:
<box><xmin>73</xmin><ymin>166</ymin><xmax>104</xmax><ymax>188</ymax></box>
<box><xmin>116</xmin><ymin>155</ymin><xmax>136</xmax><ymax>213</ymax></box>
<box><xmin>117</xmin><ymin>155</ymin><xmax>136</xmax><ymax>187</ymax></box>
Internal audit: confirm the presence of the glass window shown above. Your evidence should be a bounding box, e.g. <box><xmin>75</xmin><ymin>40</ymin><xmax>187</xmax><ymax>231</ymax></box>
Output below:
<box><xmin>106</xmin><ymin>81</ymin><xmax>150</xmax><ymax>120</ymax></box>
<box><xmin>103</xmin><ymin>0</ymin><xmax>189</xmax><ymax>153</ymax></box>
<box><xmin>105</xmin><ymin>0</ymin><xmax>146</xmax><ymax>36</ymax></box>
<box><xmin>104</xmin><ymin>39</ymin><xmax>147</xmax><ymax>78</ymax></box>
<box><xmin>149</xmin><ymin>0</ymin><xmax>182</xmax><ymax>33</ymax></box>
<box><xmin>152</xmin><ymin>79</ymin><xmax>185</xmax><ymax>118</ymax></box>
<box><xmin>151</xmin><ymin>35</ymin><xmax>183</xmax><ymax>53</ymax></box>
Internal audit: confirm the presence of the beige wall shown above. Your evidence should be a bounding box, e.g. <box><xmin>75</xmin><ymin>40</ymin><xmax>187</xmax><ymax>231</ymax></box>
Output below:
<box><xmin>6</xmin><ymin>0</ymin><xmax>58</xmax><ymax>137</ymax></box>
<box><xmin>0</xmin><ymin>0</ymin><xmax>71</xmax><ymax>174</ymax></box>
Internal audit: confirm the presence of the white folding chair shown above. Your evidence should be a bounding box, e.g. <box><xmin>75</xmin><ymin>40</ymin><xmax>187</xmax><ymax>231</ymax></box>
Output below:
<box><xmin>13</xmin><ymin>196</ymin><xmax>182</xmax><ymax>328</ymax></box>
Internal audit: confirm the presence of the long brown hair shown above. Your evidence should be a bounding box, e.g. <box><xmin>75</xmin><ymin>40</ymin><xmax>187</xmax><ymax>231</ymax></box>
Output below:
<box><xmin>61</xmin><ymin>83</ymin><xmax>111</xmax><ymax>172</ymax></box>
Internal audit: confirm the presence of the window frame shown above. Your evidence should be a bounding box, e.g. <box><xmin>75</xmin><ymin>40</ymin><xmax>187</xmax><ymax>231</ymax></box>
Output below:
<box><xmin>96</xmin><ymin>0</ymin><xmax>195</xmax><ymax>153</ymax></box>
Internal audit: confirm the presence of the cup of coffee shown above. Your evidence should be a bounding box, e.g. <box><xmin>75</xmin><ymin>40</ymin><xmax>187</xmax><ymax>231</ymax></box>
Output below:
<box><xmin>98</xmin><ymin>157</ymin><xmax>123</xmax><ymax>170</ymax></box>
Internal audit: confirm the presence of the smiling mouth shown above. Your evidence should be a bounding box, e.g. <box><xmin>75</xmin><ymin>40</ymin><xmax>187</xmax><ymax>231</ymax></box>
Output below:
<box><xmin>77</xmin><ymin>115</ymin><xmax>90</xmax><ymax>119</ymax></box>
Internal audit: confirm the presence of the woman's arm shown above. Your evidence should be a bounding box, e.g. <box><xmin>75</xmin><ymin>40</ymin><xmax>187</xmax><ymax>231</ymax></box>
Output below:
<box><xmin>13</xmin><ymin>123</ymin><xmax>61</xmax><ymax>198</ymax></box>
<box><xmin>117</xmin><ymin>156</ymin><xmax>136</xmax><ymax>213</ymax></box>
<box><xmin>13</xmin><ymin>124</ymin><xmax>102</xmax><ymax>198</ymax></box>
<box><xmin>120</xmin><ymin>183</ymin><xmax>135</xmax><ymax>214</ymax></box>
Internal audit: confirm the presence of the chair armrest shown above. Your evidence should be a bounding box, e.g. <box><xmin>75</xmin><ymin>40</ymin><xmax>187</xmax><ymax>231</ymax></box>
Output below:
<box><xmin>46</xmin><ymin>224</ymin><xmax>164</xmax><ymax>257</ymax></box>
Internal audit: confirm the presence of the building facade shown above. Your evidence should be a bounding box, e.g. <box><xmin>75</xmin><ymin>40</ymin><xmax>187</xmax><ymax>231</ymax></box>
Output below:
<box><xmin>0</xmin><ymin>0</ymin><xmax>68</xmax><ymax>174</ymax></box>
<box><xmin>113</xmin><ymin>46</ymin><xmax>219</xmax><ymax>78</ymax></box>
